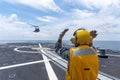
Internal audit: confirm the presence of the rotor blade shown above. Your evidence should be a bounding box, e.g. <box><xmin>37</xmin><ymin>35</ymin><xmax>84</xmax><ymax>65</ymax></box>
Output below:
<box><xmin>27</xmin><ymin>22</ymin><xmax>39</xmax><ymax>27</ymax></box>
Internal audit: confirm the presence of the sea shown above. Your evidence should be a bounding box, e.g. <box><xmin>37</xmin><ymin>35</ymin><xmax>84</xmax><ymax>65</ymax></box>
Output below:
<box><xmin>0</xmin><ymin>40</ymin><xmax>120</xmax><ymax>51</ymax></box>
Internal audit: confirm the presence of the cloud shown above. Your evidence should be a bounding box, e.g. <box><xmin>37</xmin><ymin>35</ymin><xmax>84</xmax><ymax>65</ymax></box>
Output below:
<box><xmin>0</xmin><ymin>14</ymin><xmax>61</xmax><ymax>40</ymax></box>
<box><xmin>98</xmin><ymin>4</ymin><xmax>120</xmax><ymax>18</ymax></box>
<box><xmin>37</xmin><ymin>16</ymin><xmax>57</xmax><ymax>22</ymax></box>
<box><xmin>0</xmin><ymin>14</ymin><xmax>35</xmax><ymax>40</ymax></box>
<box><xmin>0</xmin><ymin>0</ymin><xmax>120</xmax><ymax>41</ymax></box>
<box><xmin>8</xmin><ymin>14</ymin><xmax>18</xmax><ymax>23</ymax></box>
<box><xmin>4</xmin><ymin>0</ymin><xmax>63</xmax><ymax>12</ymax></box>
<box><xmin>65</xmin><ymin>0</ymin><xmax>120</xmax><ymax>10</ymax></box>
<box><xmin>70</xmin><ymin>9</ymin><xmax>95</xmax><ymax>19</ymax></box>
<box><xmin>56</xmin><ymin>6</ymin><xmax>120</xmax><ymax>40</ymax></box>
<box><xmin>80</xmin><ymin>0</ymin><xmax>120</xmax><ymax>9</ymax></box>
<box><xmin>0</xmin><ymin>13</ymin><xmax>120</xmax><ymax>41</ymax></box>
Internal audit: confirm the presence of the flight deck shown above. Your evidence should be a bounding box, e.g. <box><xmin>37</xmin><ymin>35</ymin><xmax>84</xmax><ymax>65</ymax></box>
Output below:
<box><xmin>0</xmin><ymin>43</ymin><xmax>119</xmax><ymax>80</ymax></box>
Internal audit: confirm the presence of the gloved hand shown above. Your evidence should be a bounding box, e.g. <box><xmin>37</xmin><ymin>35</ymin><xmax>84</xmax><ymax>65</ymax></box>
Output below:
<box><xmin>90</xmin><ymin>30</ymin><xmax>98</xmax><ymax>39</ymax></box>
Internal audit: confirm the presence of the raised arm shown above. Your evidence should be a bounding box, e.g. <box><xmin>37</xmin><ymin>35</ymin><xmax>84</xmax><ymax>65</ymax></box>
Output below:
<box><xmin>55</xmin><ymin>29</ymin><xmax>69</xmax><ymax>52</ymax></box>
<box><xmin>57</xmin><ymin>28</ymin><xmax>69</xmax><ymax>43</ymax></box>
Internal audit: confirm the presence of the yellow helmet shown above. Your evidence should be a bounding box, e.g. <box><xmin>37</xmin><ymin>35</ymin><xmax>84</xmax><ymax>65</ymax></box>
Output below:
<box><xmin>75</xmin><ymin>29</ymin><xmax>91</xmax><ymax>45</ymax></box>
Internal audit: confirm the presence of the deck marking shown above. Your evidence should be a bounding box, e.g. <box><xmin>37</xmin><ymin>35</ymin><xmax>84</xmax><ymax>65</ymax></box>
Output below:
<box><xmin>98</xmin><ymin>74</ymin><xmax>113</xmax><ymax>80</ymax></box>
<box><xmin>0</xmin><ymin>60</ymin><xmax>45</xmax><ymax>70</ymax></box>
<box><xmin>14</xmin><ymin>47</ymin><xmax>39</xmax><ymax>53</ymax></box>
<box><xmin>107</xmin><ymin>54</ymin><xmax>120</xmax><ymax>57</ymax></box>
<box><xmin>0</xmin><ymin>58</ymin><xmax>59</xmax><ymax>70</ymax></box>
<box><xmin>39</xmin><ymin>44</ymin><xmax>58</xmax><ymax>80</ymax></box>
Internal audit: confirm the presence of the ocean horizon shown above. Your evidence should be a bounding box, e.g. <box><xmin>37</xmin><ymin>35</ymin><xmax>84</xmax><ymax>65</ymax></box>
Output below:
<box><xmin>0</xmin><ymin>40</ymin><xmax>120</xmax><ymax>51</ymax></box>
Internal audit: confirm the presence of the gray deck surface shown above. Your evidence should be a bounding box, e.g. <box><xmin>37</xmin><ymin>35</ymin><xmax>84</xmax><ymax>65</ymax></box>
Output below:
<box><xmin>0</xmin><ymin>43</ymin><xmax>119</xmax><ymax>80</ymax></box>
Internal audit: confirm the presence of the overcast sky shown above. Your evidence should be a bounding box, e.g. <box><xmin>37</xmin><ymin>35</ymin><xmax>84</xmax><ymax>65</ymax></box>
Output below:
<box><xmin>0</xmin><ymin>0</ymin><xmax>120</xmax><ymax>41</ymax></box>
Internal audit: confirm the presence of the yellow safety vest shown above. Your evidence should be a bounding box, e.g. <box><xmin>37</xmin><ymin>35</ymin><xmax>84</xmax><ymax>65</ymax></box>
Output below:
<box><xmin>66</xmin><ymin>45</ymin><xmax>99</xmax><ymax>80</ymax></box>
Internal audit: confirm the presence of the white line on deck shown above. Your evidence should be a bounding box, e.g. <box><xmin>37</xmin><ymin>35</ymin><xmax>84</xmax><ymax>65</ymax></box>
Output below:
<box><xmin>0</xmin><ymin>60</ymin><xmax>45</xmax><ymax>70</ymax></box>
<box><xmin>107</xmin><ymin>54</ymin><xmax>120</xmax><ymax>57</ymax></box>
<box><xmin>39</xmin><ymin>44</ymin><xmax>58</xmax><ymax>80</ymax></box>
<box><xmin>14</xmin><ymin>47</ymin><xmax>39</xmax><ymax>53</ymax></box>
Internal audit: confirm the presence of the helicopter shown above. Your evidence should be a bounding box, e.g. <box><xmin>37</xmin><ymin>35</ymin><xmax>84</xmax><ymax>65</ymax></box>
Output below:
<box><xmin>27</xmin><ymin>23</ymin><xmax>40</xmax><ymax>33</ymax></box>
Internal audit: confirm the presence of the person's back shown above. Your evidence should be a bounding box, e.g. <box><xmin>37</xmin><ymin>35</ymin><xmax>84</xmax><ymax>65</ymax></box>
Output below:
<box><xmin>68</xmin><ymin>45</ymin><xmax>99</xmax><ymax>80</ymax></box>
<box><xmin>66</xmin><ymin>29</ymin><xmax>99</xmax><ymax>80</ymax></box>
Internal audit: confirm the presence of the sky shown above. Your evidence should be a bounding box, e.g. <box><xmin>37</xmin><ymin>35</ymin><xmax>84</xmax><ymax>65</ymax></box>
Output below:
<box><xmin>0</xmin><ymin>0</ymin><xmax>120</xmax><ymax>41</ymax></box>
